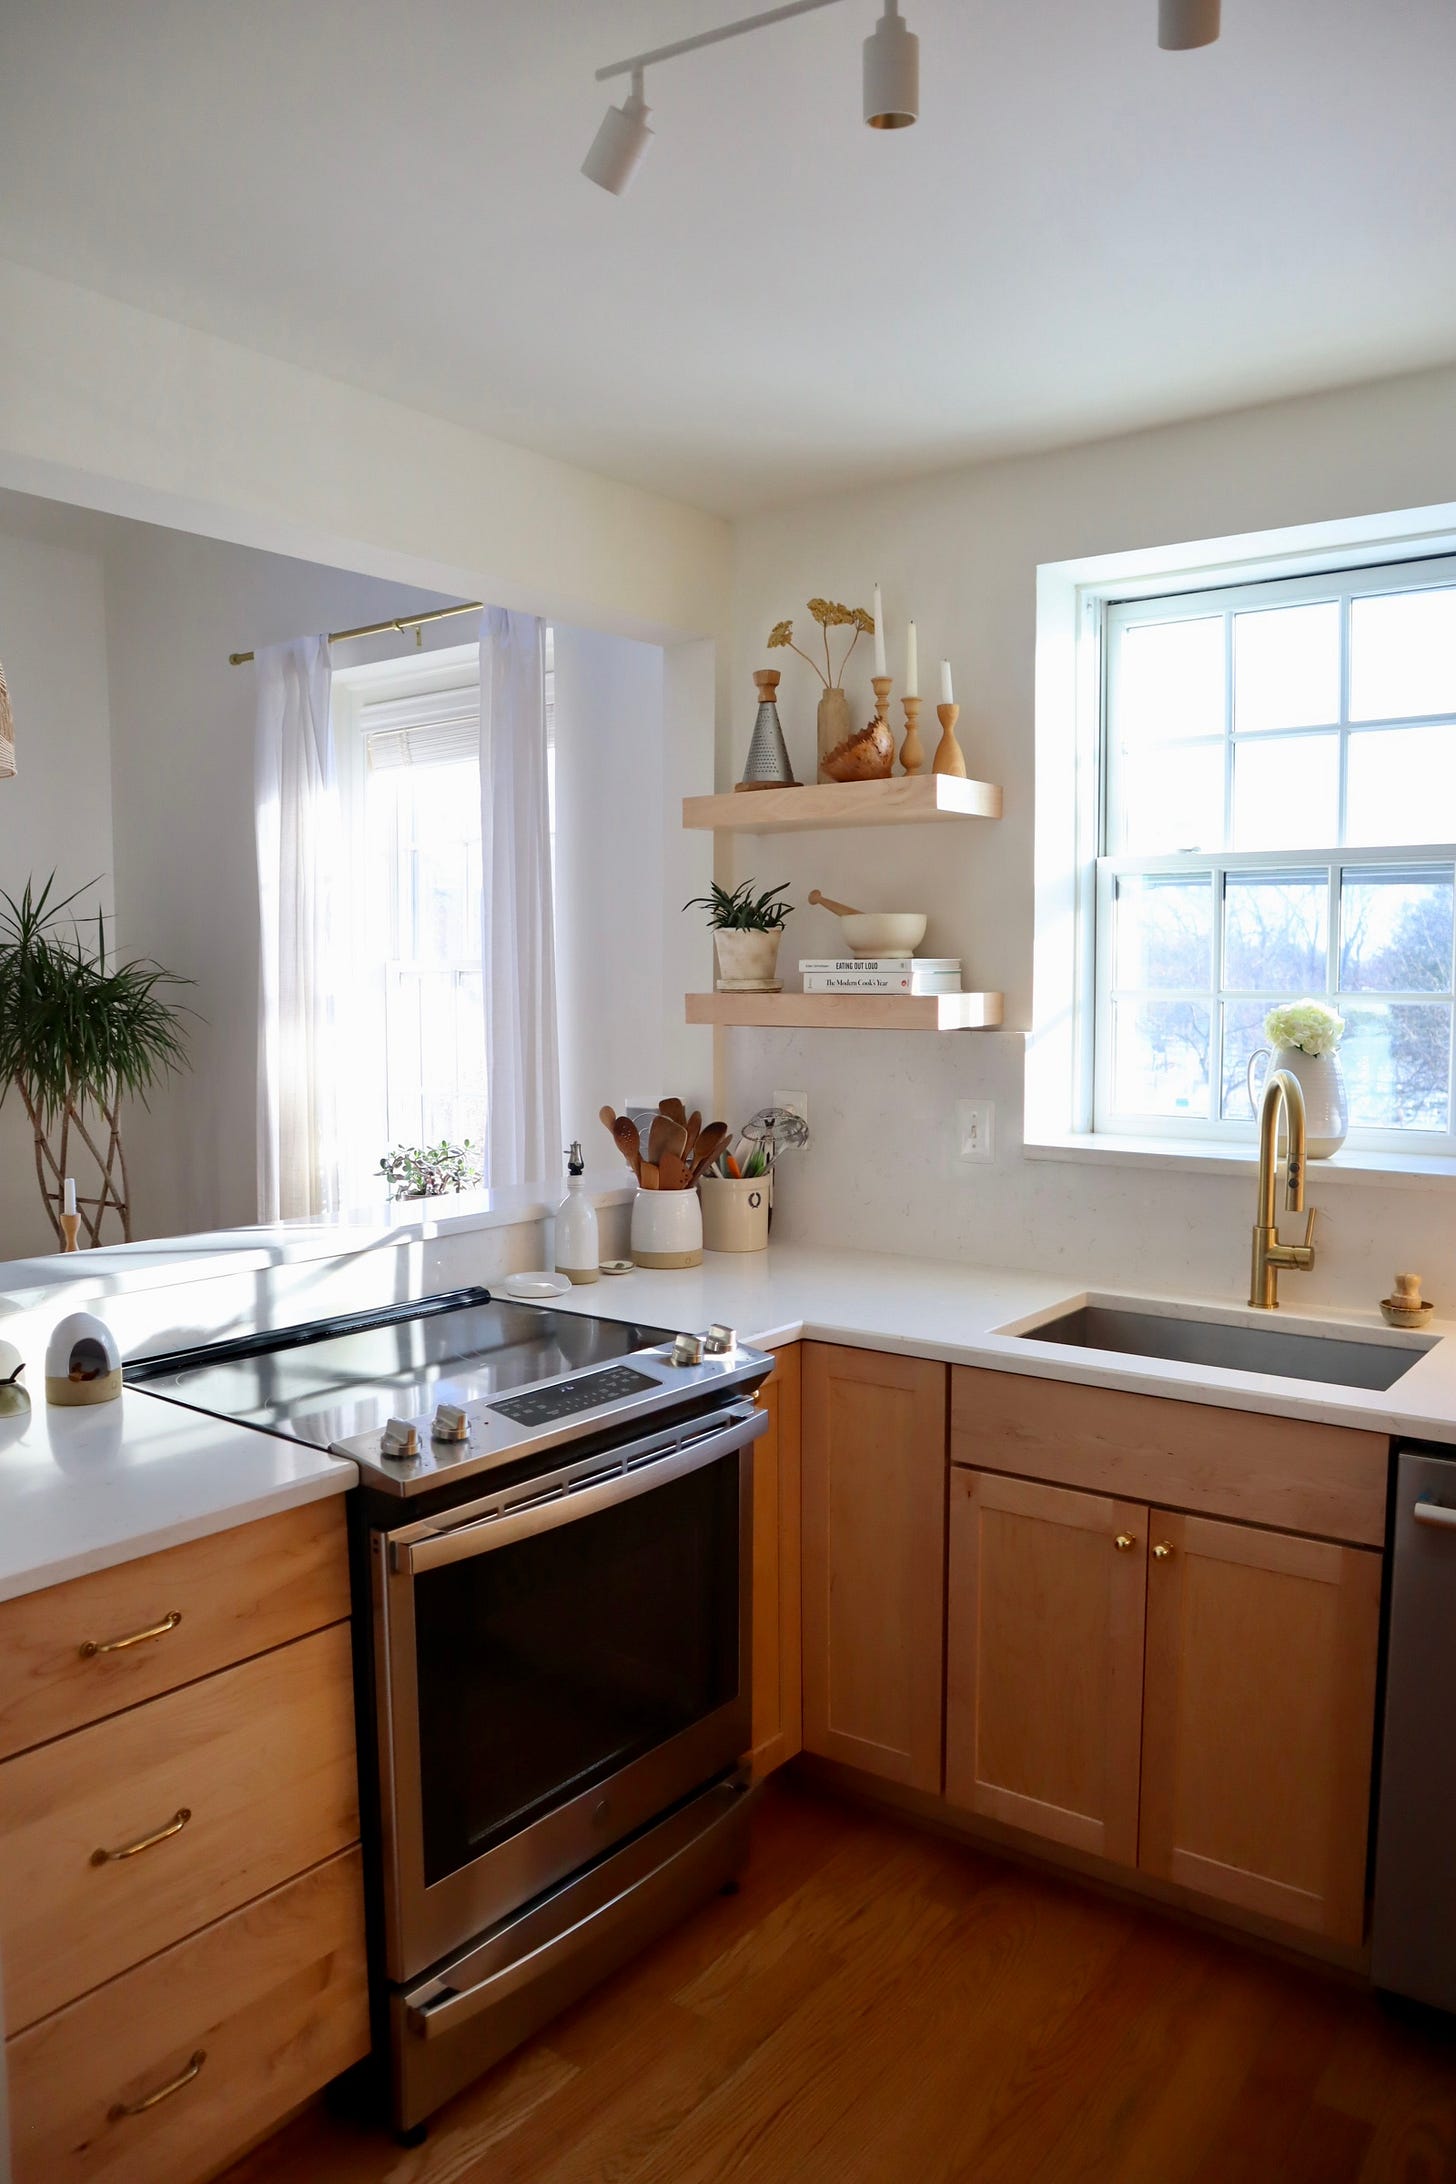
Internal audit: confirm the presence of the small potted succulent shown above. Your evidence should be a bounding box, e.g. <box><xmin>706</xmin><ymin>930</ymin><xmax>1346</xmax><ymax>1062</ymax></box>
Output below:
<box><xmin>1248</xmin><ymin>1000</ymin><xmax>1348</xmax><ymax>1158</ymax></box>
<box><xmin>684</xmin><ymin>879</ymin><xmax>793</xmax><ymax>993</ymax></box>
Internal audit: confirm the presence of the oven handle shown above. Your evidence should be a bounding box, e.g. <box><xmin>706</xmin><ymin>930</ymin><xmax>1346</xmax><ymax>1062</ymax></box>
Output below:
<box><xmin>404</xmin><ymin>1779</ymin><xmax>753</xmax><ymax>2040</ymax></box>
<box><xmin>393</xmin><ymin>1401</ymin><xmax>767</xmax><ymax>1577</ymax></box>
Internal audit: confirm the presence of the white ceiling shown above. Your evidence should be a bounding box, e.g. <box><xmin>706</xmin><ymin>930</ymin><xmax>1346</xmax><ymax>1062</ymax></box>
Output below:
<box><xmin>2</xmin><ymin>1</ymin><xmax>1455</xmax><ymax>517</ymax></box>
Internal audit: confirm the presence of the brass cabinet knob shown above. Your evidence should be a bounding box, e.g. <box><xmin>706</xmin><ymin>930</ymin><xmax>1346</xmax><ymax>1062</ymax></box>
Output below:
<box><xmin>1114</xmin><ymin>1533</ymin><xmax>1136</xmax><ymax>1552</ymax></box>
<box><xmin>1152</xmin><ymin>1541</ymin><xmax>1174</xmax><ymax>1561</ymax></box>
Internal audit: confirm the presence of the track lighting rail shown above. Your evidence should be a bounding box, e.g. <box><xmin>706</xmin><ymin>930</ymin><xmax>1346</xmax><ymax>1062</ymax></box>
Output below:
<box><xmin>594</xmin><ymin>0</ymin><xmax>845</xmax><ymax>86</ymax></box>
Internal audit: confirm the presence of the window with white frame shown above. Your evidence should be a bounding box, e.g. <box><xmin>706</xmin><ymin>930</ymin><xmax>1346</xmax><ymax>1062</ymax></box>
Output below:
<box><xmin>1096</xmin><ymin>558</ymin><xmax>1456</xmax><ymax>1150</ymax></box>
<box><xmin>332</xmin><ymin>636</ymin><xmax>555</xmax><ymax>1194</ymax></box>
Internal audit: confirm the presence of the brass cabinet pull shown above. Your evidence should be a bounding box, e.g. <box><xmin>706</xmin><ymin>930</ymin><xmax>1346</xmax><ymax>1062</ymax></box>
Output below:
<box><xmin>1152</xmin><ymin>1541</ymin><xmax>1174</xmax><ymax>1561</ymax></box>
<box><xmin>80</xmin><ymin>1610</ymin><xmax>182</xmax><ymax>1658</ymax></box>
<box><xmin>1114</xmin><ymin>1533</ymin><xmax>1136</xmax><ymax>1552</ymax></box>
<box><xmin>91</xmin><ymin>1808</ymin><xmax>191</xmax><ymax>1866</ymax></box>
<box><xmin>108</xmin><ymin>2050</ymin><xmax>205</xmax><ymax>2121</ymax></box>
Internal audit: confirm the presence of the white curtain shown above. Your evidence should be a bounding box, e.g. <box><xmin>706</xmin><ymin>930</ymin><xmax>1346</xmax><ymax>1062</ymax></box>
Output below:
<box><xmin>480</xmin><ymin>609</ymin><xmax>561</xmax><ymax>1187</ymax></box>
<box><xmin>254</xmin><ymin>635</ymin><xmax>341</xmax><ymax>1221</ymax></box>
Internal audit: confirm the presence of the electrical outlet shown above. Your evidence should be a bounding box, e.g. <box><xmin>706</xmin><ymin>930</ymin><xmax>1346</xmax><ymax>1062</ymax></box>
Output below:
<box><xmin>774</xmin><ymin>1088</ymin><xmax>809</xmax><ymax>1130</ymax></box>
<box><xmin>956</xmin><ymin>1100</ymin><xmax>994</xmax><ymax>1166</ymax></box>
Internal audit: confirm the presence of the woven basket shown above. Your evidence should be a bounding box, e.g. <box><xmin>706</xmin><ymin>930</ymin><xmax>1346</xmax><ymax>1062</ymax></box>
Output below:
<box><xmin>0</xmin><ymin>659</ymin><xmax>14</xmax><ymax>779</ymax></box>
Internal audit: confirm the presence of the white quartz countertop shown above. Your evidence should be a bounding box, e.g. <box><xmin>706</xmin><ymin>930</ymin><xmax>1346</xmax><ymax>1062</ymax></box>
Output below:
<box><xmin>0</xmin><ymin>1390</ymin><xmax>355</xmax><ymax>1605</ymax></box>
<box><xmin>6</xmin><ymin>1240</ymin><xmax>1456</xmax><ymax>1611</ymax></box>
<box><xmin>547</xmin><ymin>1245</ymin><xmax>1456</xmax><ymax>1446</ymax></box>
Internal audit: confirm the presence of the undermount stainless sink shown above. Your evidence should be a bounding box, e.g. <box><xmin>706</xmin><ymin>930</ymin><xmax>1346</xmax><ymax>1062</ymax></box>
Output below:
<box><xmin>1009</xmin><ymin>1301</ymin><xmax>1435</xmax><ymax>1392</ymax></box>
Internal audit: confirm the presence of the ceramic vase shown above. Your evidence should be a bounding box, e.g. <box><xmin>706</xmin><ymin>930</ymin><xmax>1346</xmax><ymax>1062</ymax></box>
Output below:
<box><xmin>1247</xmin><ymin>1044</ymin><xmax>1349</xmax><ymax>1159</ymax></box>
<box><xmin>630</xmin><ymin>1187</ymin><xmax>703</xmax><ymax>1269</ymax></box>
<box><xmin>713</xmin><ymin>926</ymin><xmax>784</xmax><ymax>993</ymax></box>
<box><xmin>699</xmin><ymin>1175</ymin><xmax>770</xmax><ymax>1253</ymax></box>
<box><xmin>816</xmin><ymin>686</ymin><xmax>853</xmax><ymax>783</ymax></box>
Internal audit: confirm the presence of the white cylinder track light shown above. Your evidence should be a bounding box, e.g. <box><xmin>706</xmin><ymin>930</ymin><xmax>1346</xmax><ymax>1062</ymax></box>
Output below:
<box><xmin>863</xmin><ymin>0</ymin><xmax>919</xmax><ymax>130</ymax></box>
<box><xmin>1158</xmin><ymin>0</ymin><xmax>1222</xmax><ymax>50</ymax></box>
<box><xmin>581</xmin><ymin>68</ymin><xmax>654</xmax><ymax>195</ymax></box>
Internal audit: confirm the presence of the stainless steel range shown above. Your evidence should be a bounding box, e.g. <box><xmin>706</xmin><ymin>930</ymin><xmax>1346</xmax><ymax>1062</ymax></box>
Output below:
<box><xmin>129</xmin><ymin>1287</ymin><xmax>772</xmax><ymax>2136</ymax></box>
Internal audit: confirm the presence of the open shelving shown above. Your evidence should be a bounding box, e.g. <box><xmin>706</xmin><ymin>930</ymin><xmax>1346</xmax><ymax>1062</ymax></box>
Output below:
<box><xmin>686</xmin><ymin>991</ymin><xmax>1004</xmax><ymax>1033</ymax></box>
<box><xmin>682</xmin><ymin>774</ymin><xmax>1002</xmax><ymax>834</ymax></box>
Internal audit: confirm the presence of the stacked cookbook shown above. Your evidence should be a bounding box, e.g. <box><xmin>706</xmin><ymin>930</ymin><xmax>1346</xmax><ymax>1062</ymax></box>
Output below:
<box><xmin>799</xmin><ymin>956</ymin><xmax>964</xmax><ymax>994</ymax></box>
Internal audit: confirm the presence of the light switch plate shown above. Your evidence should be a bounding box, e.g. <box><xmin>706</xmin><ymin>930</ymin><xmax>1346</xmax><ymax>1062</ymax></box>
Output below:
<box><xmin>956</xmin><ymin>1100</ymin><xmax>994</xmax><ymax>1166</ymax></box>
<box><xmin>774</xmin><ymin>1088</ymin><xmax>809</xmax><ymax>1130</ymax></box>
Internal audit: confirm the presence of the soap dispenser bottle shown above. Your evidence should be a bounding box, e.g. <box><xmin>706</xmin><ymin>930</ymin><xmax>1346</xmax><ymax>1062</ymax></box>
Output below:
<box><xmin>555</xmin><ymin>1143</ymin><xmax>600</xmax><ymax>1284</ymax></box>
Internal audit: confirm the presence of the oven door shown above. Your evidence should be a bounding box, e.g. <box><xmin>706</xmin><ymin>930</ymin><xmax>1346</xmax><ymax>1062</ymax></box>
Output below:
<box><xmin>373</xmin><ymin>1397</ymin><xmax>763</xmax><ymax>1981</ymax></box>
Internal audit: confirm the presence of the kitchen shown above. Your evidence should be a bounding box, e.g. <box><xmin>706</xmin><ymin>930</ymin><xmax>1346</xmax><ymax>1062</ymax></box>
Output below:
<box><xmin>3</xmin><ymin>2</ymin><xmax>1456</xmax><ymax>2179</ymax></box>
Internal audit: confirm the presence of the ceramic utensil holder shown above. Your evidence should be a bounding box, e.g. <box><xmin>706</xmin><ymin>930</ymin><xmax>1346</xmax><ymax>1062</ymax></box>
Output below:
<box><xmin>630</xmin><ymin>1187</ymin><xmax>704</xmax><ymax>1269</ymax></box>
<box><xmin>699</xmin><ymin>1175</ymin><xmax>770</xmax><ymax>1253</ymax></box>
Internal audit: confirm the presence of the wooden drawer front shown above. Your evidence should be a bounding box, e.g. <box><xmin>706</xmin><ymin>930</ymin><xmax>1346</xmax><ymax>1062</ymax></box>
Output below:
<box><xmin>1139</xmin><ymin>1513</ymin><xmax>1381</xmax><ymax>1945</ymax></box>
<box><xmin>8</xmin><ymin>1846</ymin><xmax>369</xmax><ymax>2184</ymax></box>
<box><xmin>0</xmin><ymin>1622</ymin><xmax>359</xmax><ymax>2032</ymax></box>
<box><xmin>951</xmin><ymin>1368</ymin><xmax>1387</xmax><ymax>1547</ymax></box>
<box><xmin>946</xmin><ymin>1470</ymin><xmax>1146</xmax><ymax>1867</ymax></box>
<box><xmin>0</xmin><ymin>1499</ymin><xmax>350</xmax><ymax>1761</ymax></box>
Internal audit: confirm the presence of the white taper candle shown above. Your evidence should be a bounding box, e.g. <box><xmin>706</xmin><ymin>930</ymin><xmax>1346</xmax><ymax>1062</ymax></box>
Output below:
<box><xmin>872</xmin><ymin>585</ymin><xmax>887</xmax><ymax>677</ymax></box>
<box><xmin>64</xmin><ymin>1177</ymin><xmax>77</xmax><ymax>1216</ymax></box>
<box><xmin>940</xmin><ymin>658</ymin><xmax>954</xmax><ymax>705</ymax></box>
<box><xmin>905</xmin><ymin>620</ymin><xmax>918</xmax><ymax>698</ymax></box>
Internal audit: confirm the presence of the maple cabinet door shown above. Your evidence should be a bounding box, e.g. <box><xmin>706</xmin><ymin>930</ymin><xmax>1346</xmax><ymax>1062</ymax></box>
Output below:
<box><xmin>945</xmin><ymin>1469</ymin><xmax>1146</xmax><ymax>1867</ymax></box>
<box><xmin>801</xmin><ymin>1344</ymin><xmax>947</xmax><ymax>1791</ymax></box>
<box><xmin>1139</xmin><ymin>1511</ymin><xmax>1381</xmax><ymax>1944</ymax></box>
<box><xmin>749</xmin><ymin>1344</ymin><xmax>803</xmax><ymax>1777</ymax></box>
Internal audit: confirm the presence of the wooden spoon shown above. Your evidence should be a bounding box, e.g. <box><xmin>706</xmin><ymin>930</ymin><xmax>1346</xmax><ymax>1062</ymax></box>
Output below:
<box><xmin>682</xmin><ymin>1110</ymin><xmax>702</xmax><ymax>1166</ymax></box>
<box><xmin>659</xmin><ymin>1097</ymin><xmax>688</xmax><ymax>1129</ymax></box>
<box><xmin>687</xmin><ymin>1121</ymin><xmax>730</xmax><ymax>1184</ymax></box>
<box><xmin>612</xmin><ymin>1115</ymin><xmax>642</xmax><ymax>1179</ymax></box>
<box><xmin>808</xmin><ymin>888</ymin><xmax>863</xmax><ymax>918</ymax></box>
<box><xmin>647</xmin><ymin>1113</ymin><xmax>687</xmax><ymax>1169</ymax></box>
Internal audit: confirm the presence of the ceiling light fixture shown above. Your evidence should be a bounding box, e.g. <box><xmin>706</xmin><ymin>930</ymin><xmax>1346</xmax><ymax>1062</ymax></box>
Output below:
<box><xmin>1158</xmin><ymin>0</ymin><xmax>1221</xmax><ymax>50</ymax></box>
<box><xmin>581</xmin><ymin>67</ymin><xmax>654</xmax><ymax>195</ymax></box>
<box><xmin>863</xmin><ymin>0</ymin><xmax>919</xmax><ymax>129</ymax></box>
<box><xmin>587</xmin><ymin>0</ymin><xmax>923</xmax><ymax>195</ymax></box>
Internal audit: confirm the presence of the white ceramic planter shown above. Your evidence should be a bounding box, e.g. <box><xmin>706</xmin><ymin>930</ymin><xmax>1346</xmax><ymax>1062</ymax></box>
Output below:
<box><xmin>1247</xmin><ymin>1044</ymin><xmax>1349</xmax><ymax>1159</ymax></box>
<box><xmin>629</xmin><ymin>1188</ymin><xmax>704</xmax><ymax>1269</ymax></box>
<box><xmin>713</xmin><ymin>926</ymin><xmax>784</xmax><ymax>992</ymax></box>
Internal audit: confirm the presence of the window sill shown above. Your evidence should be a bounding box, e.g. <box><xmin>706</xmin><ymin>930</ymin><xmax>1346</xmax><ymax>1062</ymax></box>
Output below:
<box><xmin>1023</xmin><ymin>1133</ymin><xmax>1456</xmax><ymax>1190</ymax></box>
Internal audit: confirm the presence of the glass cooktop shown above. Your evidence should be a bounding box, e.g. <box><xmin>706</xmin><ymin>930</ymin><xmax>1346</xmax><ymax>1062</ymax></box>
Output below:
<box><xmin>126</xmin><ymin>1289</ymin><xmax>676</xmax><ymax>1451</ymax></box>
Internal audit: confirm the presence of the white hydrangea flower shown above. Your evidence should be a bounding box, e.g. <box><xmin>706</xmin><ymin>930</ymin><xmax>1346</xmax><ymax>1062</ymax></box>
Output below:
<box><xmin>1263</xmin><ymin>999</ymin><xmax>1345</xmax><ymax>1057</ymax></box>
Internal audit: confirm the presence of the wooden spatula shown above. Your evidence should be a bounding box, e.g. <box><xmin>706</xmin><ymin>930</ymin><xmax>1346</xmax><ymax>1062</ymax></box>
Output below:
<box><xmin>687</xmin><ymin>1121</ymin><xmax>730</xmax><ymax>1184</ymax></box>
<box><xmin>682</xmin><ymin>1110</ymin><xmax>702</xmax><ymax>1166</ymax></box>
<box><xmin>612</xmin><ymin>1115</ymin><xmax>642</xmax><ymax>1180</ymax></box>
<box><xmin>647</xmin><ymin>1113</ymin><xmax>687</xmax><ymax>1169</ymax></box>
<box><xmin>808</xmin><ymin>889</ymin><xmax>863</xmax><ymax>918</ymax></box>
<box><xmin>659</xmin><ymin>1097</ymin><xmax>688</xmax><ymax>1129</ymax></box>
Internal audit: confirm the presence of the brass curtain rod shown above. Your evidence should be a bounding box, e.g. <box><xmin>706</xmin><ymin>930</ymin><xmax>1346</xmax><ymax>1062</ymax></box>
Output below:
<box><xmin>228</xmin><ymin>599</ymin><xmax>482</xmax><ymax>666</ymax></box>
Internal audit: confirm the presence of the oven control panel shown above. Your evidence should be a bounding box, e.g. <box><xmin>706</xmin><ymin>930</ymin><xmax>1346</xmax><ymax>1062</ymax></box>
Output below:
<box><xmin>490</xmin><ymin>1364</ymin><xmax>658</xmax><ymax>1427</ymax></box>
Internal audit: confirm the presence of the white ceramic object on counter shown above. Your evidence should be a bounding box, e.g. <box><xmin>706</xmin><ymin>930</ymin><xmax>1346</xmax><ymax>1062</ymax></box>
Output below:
<box><xmin>838</xmin><ymin>912</ymin><xmax>927</xmax><ymax>959</ymax></box>
<box><xmin>629</xmin><ymin>1188</ymin><xmax>704</xmax><ymax>1269</ymax></box>
<box><xmin>44</xmin><ymin>1311</ymin><xmax>122</xmax><ymax>1406</ymax></box>
<box><xmin>554</xmin><ymin>1143</ymin><xmax>600</xmax><ymax>1284</ymax></box>
<box><xmin>1247</xmin><ymin>1045</ymin><xmax>1349</xmax><ymax>1158</ymax></box>
<box><xmin>699</xmin><ymin>1176</ymin><xmax>770</xmax><ymax>1253</ymax></box>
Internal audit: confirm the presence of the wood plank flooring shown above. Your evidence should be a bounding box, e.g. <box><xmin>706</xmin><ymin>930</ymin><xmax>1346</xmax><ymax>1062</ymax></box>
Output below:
<box><xmin>225</xmin><ymin>1779</ymin><xmax>1456</xmax><ymax>2184</ymax></box>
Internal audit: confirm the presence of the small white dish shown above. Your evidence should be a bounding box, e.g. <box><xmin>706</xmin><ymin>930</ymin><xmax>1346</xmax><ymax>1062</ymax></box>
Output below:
<box><xmin>501</xmin><ymin>1272</ymin><xmax>572</xmax><ymax>1300</ymax></box>
<box><xmin>600</xmin><ymin>1260</ymin><xmax>636</xmax><ymax>1276</ymax></box>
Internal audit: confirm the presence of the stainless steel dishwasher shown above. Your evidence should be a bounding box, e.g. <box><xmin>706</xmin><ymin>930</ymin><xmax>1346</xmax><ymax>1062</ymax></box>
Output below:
<box><xmin>1371</xmin><ymin>1443</ymin><xmax>1456</xmax><ymax>2010</ymax></box>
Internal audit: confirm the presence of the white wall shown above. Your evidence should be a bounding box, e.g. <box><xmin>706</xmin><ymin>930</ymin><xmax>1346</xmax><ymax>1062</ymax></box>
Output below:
<box><xmin>0</xmin><ymin>522</ymin><xmax>115</xmax><ymax>1255</ymax></box>
<box><xmin>726</xmin><ymin>362</ymin><xmax>1456</xmax><ymax>1309</ymax></box>
<box><xmin>0</xmin><ymin>257</ymin><xmax>730</xmax><ymax>647</ymax></box>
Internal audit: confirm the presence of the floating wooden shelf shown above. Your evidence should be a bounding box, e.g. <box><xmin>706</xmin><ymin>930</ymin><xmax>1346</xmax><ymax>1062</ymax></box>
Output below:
<box><xmin>682</xmin><ymin>774</ymin><xmax>1002</xmax><ymax>834</ymax></box>
<box><xmin>686</xmin><ymin>991</ymin><xmax>1004</xmax><ymax>1032</ymax></box>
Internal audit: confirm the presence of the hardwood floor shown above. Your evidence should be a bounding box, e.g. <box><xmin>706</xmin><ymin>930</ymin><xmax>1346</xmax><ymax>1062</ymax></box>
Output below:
<box><xmin>225</xmin><ymin>1779</ymin><xmax>1456</xmax><ymax>2184</ymax></box>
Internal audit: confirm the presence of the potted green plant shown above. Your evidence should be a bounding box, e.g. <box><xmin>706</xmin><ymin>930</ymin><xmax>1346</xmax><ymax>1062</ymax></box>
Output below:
<box><xmin>378</xmin><ymin>1139</ymin><xmax>481</xmax><ymax>1200</ymax></box>
<box><xmin>0</xmin><ymin>876</ymin><xmax>191</xmax><ymax>1245</ymax></box>
<box><xmin>684</xmin><ymin>879</ymin><xmax>793</xmax><ymax>993</ymax></box>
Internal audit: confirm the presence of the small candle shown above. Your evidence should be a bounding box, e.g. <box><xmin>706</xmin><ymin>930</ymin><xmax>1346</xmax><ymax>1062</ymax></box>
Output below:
<box><xmin>63</xmin><ymin>1178</ymin><xmax>77</xmax><ymax>1216</ymax></box>
<box><xmin>940</xmin><ymin>659</ymin><xmax>955</xmax><ymax>705</ymax></box>
<box><xmin>905</xmin><ymin>620</ymin><xmax>919</xmax><ymax>698</ymax></box>
<box><xmin>872</xmin><ymin>585</ymin><xmax>887</xmax><ymax>678</ymax></box>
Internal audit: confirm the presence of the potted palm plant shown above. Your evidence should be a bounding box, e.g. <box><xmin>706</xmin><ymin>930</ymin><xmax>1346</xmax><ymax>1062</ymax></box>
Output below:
<box><xmin>0</xmin><ymin>876</ymin><xmax>191</xmax><ymax>1246</ymax></box>
<box><xmin>684</xmin><ymin>879</ymin><xmax>793</xmax><ymax>993</ymax></box>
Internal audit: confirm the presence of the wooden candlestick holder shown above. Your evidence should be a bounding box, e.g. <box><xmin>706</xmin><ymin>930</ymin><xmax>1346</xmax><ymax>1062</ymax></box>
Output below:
<box><xmin>932</xmin><ymin>702</ymin><xmax>967</xmax><ymax>778</ymax></box>
<box><xmin>870</xmin><ymin>675</ymin><xmax>893</xmax><ymax>726</ymax></box>
<box><xmin>900</xmin><ymin>695</ymin><xmax>926</xmax><ymax>775</ymax></box>
<box><xmin>59</xmin><ymin>1212</ymin><xmax>81</xmax><ymax>1253</ymax></box>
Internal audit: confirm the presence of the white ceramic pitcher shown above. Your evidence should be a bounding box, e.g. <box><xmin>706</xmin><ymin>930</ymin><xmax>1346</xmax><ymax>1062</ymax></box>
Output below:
<box><xmin>1246</xmin><ymin>1044</ymin><xmax>1348</xmax><ymax>1159</ymax></box>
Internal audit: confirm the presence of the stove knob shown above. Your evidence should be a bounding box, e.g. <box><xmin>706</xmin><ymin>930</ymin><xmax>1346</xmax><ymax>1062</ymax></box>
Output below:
<box><xmin>432</xmin><ymin>1404</ymin><xmax>469</xmax><ymax>1443</ymax></box>
<box><xmin>670</xmin><ymin>1333</ymin><xmax>704</xmax><ymax>1367</ymax></box>
<box><xmin>704</xmin><ymin>1323</ymin><xmax>738</xmax><ymax>1356</ymax></box>
<box><xmin>379</xmin><ymin>1417</ymin><xmax>420</xmax><ymax>1460</ymax></box>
